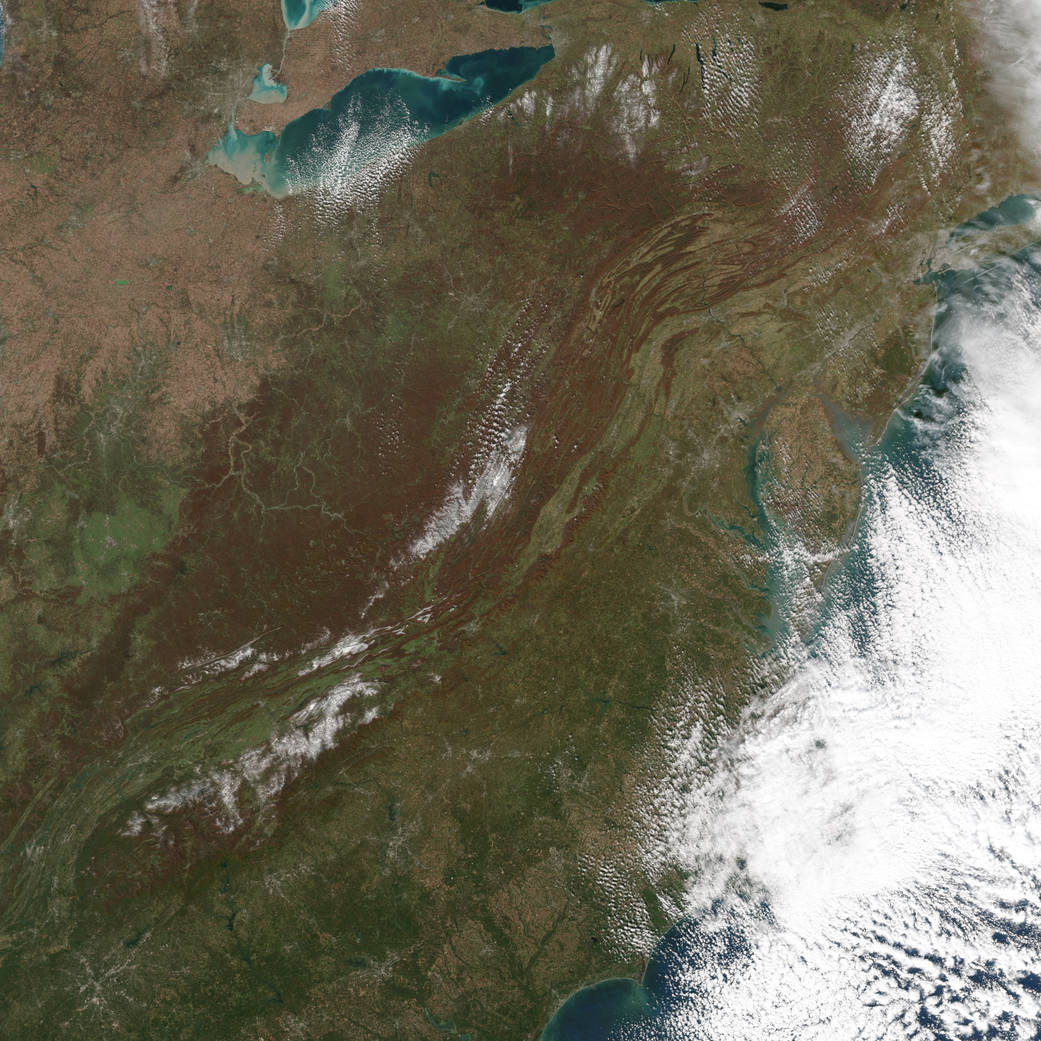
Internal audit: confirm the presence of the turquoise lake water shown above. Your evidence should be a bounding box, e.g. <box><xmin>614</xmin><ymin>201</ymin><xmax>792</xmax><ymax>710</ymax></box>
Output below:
<box><xmin>209</xmin><ymin>46</ymin><xmax>555</xmax><ymax>198</ymax></box>
<box><xmin>249</xmin><ymin>64</ymin><xmax>288</xmax><ymax>104</ymax></box>
<box><xmin>281</xmin><ymin>0</ymin><xmax>331</xmax><ymax>30</ymax></box>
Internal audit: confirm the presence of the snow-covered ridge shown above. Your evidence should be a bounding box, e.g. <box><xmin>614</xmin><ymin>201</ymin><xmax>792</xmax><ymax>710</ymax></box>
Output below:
<box><xmin>125</xmin><ymin>675</ymin><xmax>378</xmax><ymax>834</ymax></box>
<box><xmin>410</xmin><ymin>425</ymin><xmax>527</xmax><ymax>560</ymax></box>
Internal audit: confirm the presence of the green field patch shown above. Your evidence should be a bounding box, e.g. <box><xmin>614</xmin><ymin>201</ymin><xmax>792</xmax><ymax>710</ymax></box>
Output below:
<box><xmin>73</xmin><ymin>490</ymin><xmax>182</xmax><ymax>601</ymax></box>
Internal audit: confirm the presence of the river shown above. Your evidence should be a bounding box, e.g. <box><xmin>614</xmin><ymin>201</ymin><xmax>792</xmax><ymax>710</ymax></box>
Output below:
<box><xmin>544</xmin><ymin>208</ymin><xmax>1041</xmax><ymax>1040</ymax></box>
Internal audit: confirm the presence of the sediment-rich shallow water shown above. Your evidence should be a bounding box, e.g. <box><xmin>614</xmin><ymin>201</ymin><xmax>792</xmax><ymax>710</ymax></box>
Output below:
<box><xmin>281</xmin><ymin>0</ymin><xmax>331</xmax><ymax>30</ymax></box>
<box><xmin>544</xmin><ymin>212</ymin><xmax>1041</xmax><ymax>1039</ymax></box>
<box><xmin>209</xmin><ymin>45</ymin><xmax>554</xmax><ymax>199</ymax></box>
<box><xmin>248</xmin><ymin>64</ymin><xmax>288</xmax><ymax>104</ymax></box>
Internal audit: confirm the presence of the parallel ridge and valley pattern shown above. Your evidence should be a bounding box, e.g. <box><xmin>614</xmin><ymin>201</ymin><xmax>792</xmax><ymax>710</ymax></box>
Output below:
<box><xmin>0</xmin><ymin>0</ymin><xmax>1030</xmax><ymax>1038</ymax></box>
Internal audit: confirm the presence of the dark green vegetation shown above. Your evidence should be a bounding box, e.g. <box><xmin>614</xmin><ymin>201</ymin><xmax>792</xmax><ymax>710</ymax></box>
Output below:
<box><xmin>0</xmin><ymin>0</ymin><xmax>1028</xmax><ymax>1037</ymax></box>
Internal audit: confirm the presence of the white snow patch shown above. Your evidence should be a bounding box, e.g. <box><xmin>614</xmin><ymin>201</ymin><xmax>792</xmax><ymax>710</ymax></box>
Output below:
<box><xmin>572</xmin><ymin>45</ymin><xmax>615</xmax><ymax>115</ymax></box>
<box><xmin>845</xmin><ymin>49</ymin><xmax>920</xmax><ymax>184</ymax></box>
<box><xmin>175</xmin><ymin>635</ymin><xmax>280</xmax><ymax>686</ymax></box>
<box><xmin>136</xmin><ymin>0</ymin><xmax>180</xmax><ymax>76</ymax></box>
<box><xmin>777</xmin><ymin>181</ymin><xmax>824</xmax><ymax>245</ymax></box>
<box><xmin>132</xmin><ymin>675</ymin><xmax>378</xmax><ymax>832</ymax></box>
<box><xmin>298</xmin><ymin>632</ymin><xmax>369</xmax><ymax>676</ymax></box>
<box><xmin>410</xmin><ymin>426</ymin><xmax>527</xmax><ymax>559</ymax></box>
<box><xmin>615</xmin><ymin>60</ymin><xmax>660</xmax><ymax>161</ymax></box>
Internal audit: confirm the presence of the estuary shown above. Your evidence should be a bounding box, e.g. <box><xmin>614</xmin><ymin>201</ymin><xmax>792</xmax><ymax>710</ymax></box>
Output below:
<box><xmin>545</xmin><ymin>215</ymin><xmax>1041</xmax><ymax>1039</ymax></box>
